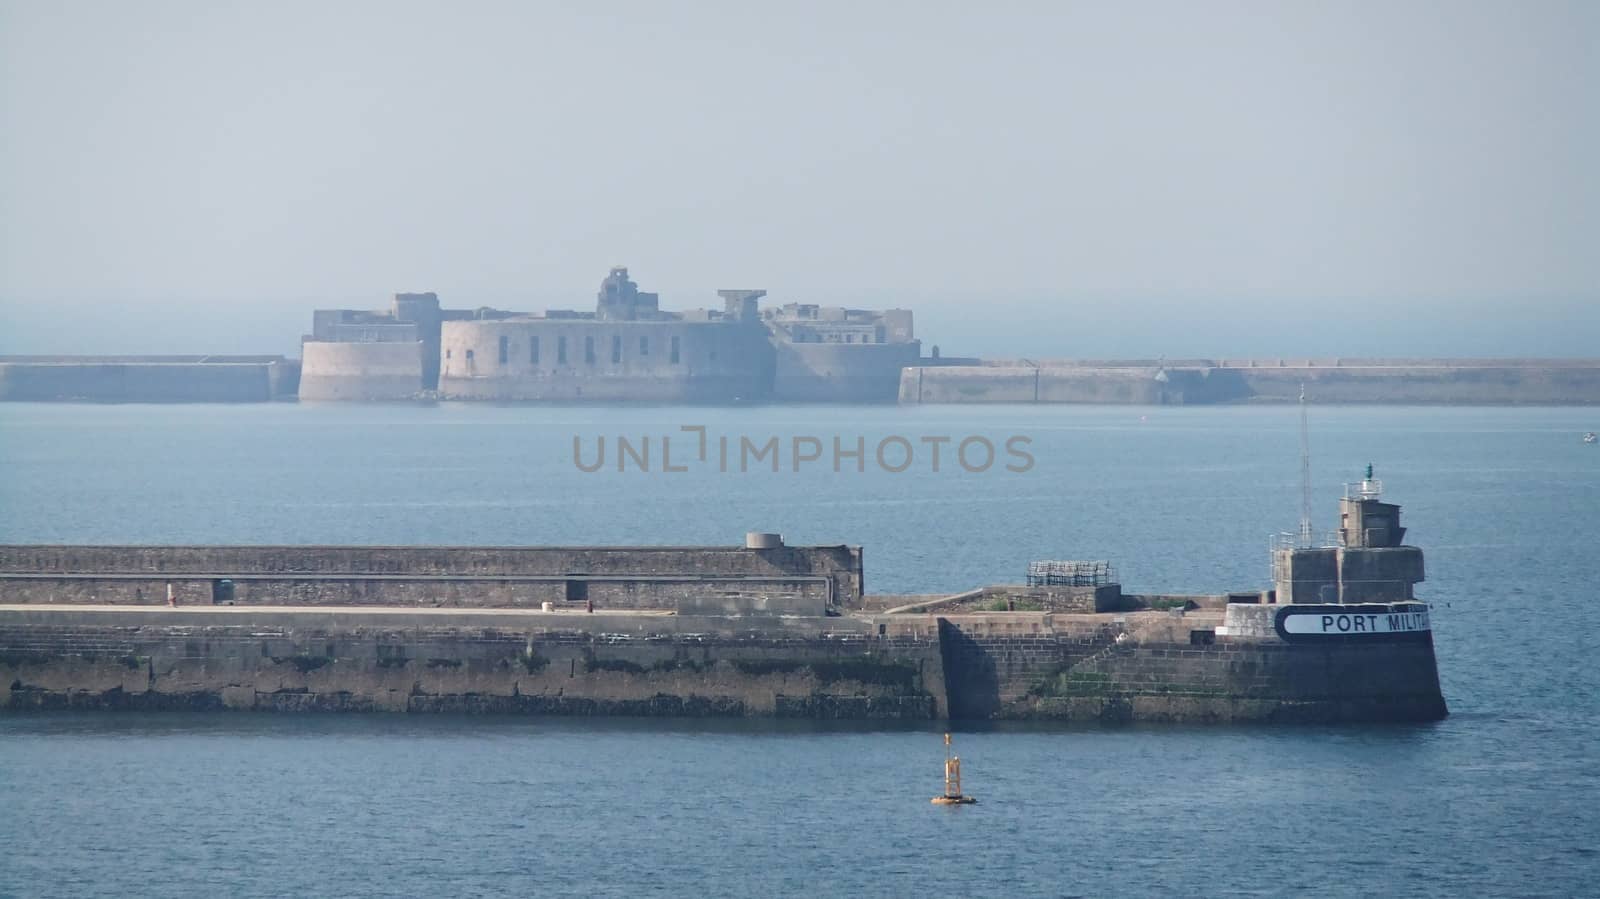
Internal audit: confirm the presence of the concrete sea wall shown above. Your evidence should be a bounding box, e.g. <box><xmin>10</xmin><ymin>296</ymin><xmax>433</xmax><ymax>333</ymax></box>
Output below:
<box><xmin>0</xmin><ymin>356</ymin><xmax>299</xmax><ymax>403</ymax></box>
<box><xmin>935</xmin><ymin>610</ymin><xmax>1446</xmax><ymax>722</ymax></box>
<box><xmin>0</xmin><ymin>605</ymin><xmax>1445</xmax><ymax>723</ymax></box>
<box><xmin>0</xmin><ymin>608</ymin><xmax>944</xmax><ymax>718</ymax></box>
<box><xmin>0</xmin><ymin>545</ymin><xmax>1445</xmax><ymax>723</ymax></box>
<box><xmin>900</xmin><ymin>358</ymin><xmax>1600</xmax><ymax>404</ymax></box>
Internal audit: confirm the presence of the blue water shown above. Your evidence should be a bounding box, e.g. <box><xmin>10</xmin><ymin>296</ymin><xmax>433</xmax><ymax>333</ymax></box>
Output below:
<box><xmin>1</xmin><ymin>402</ymin><xmax>1597</xmax><ymax>897</ymax></box>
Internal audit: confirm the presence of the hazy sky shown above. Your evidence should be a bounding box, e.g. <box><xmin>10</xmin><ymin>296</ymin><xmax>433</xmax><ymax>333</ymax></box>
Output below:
<box><xmin>1</xmin><ymin>0</ymin><xmax>1596</xmax><ymax>357</ymax></box>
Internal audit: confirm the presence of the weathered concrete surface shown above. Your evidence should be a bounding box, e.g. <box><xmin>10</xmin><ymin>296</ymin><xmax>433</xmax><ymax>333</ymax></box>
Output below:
<box><xmin>0</xmin><ymin>356</ymin><xmax>299</xmax><ymax>402</ymax></box>
<box><xmin>0</xmin><ymin>604</ymin><xmax>1445</xmax><ymax>723</ymax></box>
<box><xmin>0</xmin><ymin>606</ymin><xmax>943</xmax><ymax>719</ymax></box>
<box><xmin>932</xmin><ymin>609</ymin><xmax>1446</xmax><ymax>723</ymax></box>
<box><xmin>900</xmin><ymin>358</ymin><xmax>1600</xmax><ymax>404</ymax></box>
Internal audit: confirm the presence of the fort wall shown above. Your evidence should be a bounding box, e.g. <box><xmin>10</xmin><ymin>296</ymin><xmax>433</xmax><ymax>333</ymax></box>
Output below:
<box><xmin>437</xmin><ymin>320</ymin><xmax>773</xmax><ymax>402</ymax></box>
<box><xmin>297</xmin><ymin>342</ymin><xmax>425</xmax><ymax>401</ymax></box>
<box><xmin>772</xmin><ymin>341</ymin><xmax>921</xmax><ymax>403</ymax></box>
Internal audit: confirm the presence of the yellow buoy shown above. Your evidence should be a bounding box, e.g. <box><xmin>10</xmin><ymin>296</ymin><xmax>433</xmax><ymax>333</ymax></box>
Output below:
<box><xmin>931</xmin><ymin>732</ymin><xmax>977</xmax><ymax>805</ymax></box>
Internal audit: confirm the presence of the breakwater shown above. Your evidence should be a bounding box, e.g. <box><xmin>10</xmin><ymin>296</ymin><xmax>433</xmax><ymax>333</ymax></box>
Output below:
<box><xmin>0</xmin><ymin>602</ymin><xmax>1444</xmax><ymax>722</ymax></box>
<box><xmin>5</xmin><ymin>354</ymin><xmax>1598</xmax><ymax>404</ymax></box>
<box><xmin>0</xmin><ymin>483</ymin><xmax>1448</xmax><ymax>725</ymax></box>
<box><xmin>899</xmin><ymin>357</ymin><xmax>1600</xmax><ymax>404</ymax></box>
<box><xmin>0</xmin><ymin>356</ymin><xmax>300</xmax><ymax>403</ymax></box>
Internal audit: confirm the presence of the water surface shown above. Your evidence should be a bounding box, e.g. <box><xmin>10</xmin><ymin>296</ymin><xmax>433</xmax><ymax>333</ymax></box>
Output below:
<box><xmin>1</xmin><ymin>403</ymin><xmax>1596</xmax><ymax>896</ymax></box>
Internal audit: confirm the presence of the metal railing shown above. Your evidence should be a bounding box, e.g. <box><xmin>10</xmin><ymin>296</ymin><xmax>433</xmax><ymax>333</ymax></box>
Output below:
<box><xmin>1343</xmin><ymin>479</ymin><xmax>1383</xmax><ymax>501</ymax></box>
<box><xmin>1270</xmin><ymin>531</ymin><xmax>1340</xmax><ymax>553</ymax></box>
<box><xmin>1027</xmin><ymin>560</ymin><xmax>1117</xmax><ymax>587</ymax></box>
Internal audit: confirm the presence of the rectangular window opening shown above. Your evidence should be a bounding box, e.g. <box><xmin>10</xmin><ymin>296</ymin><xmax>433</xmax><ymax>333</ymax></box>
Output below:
<box><xmin>557</xmin><ymin>336</ymin><xmax>568</xmax><ymax>364</ymax></box>
<box><xmin>611</xmin><ymin>335</ymin><xmax>622</xmax><ymax>364</ymax></box>
<box><xmin>530</xmin><ymin>336</ymin><xmax>540</xmax><ymax>365</ymax></box>
<box><xmin>497</xmin><ymin>335</ymin><xmax>509</xmax><ymax>364</ymax></box>
<box><xmin>585</xmin><ymin>336</ymin><xmax>596</xmax><ymax>365</ymax></box>
<box><xmin>670</xmin><ymin>336</ymin><xmax>681</xmax><ymax>364</ymax></box>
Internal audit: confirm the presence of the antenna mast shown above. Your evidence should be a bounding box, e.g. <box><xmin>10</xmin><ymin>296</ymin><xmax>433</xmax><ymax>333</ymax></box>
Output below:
<box><xmin>1298</xmin><ymin>384</ymin><xmax>1313</xmax><ymax>548</ymax></box>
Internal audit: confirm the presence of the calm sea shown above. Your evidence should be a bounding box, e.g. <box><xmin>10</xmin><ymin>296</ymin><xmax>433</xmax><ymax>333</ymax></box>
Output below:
<box><xmin>0</xmin><ymin>402</ymin><xmax>1596</xmax><ymax>897</ymax></box>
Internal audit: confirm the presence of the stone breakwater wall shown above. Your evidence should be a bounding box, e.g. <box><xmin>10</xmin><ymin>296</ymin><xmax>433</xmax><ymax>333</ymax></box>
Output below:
<box><xmin>0</xmin><ymin>605</ymin><xmax>1445</xmax><ymax>723</ymax></box>
<box><xmin>0</xmin><ymin>356</ymin><xmax>300</xmax><ymax>403</ymax></box>
<box><xmin>0</xmin><ymin>608</ymin><xmax>945</xmax><ymax>718</ymax></box>
<box><xmin>900</xmin><ymin>358</ymin><xmax>1600</xmax><ymax>404</ymax></box>
<box><xmin>934</xmin><ymin>608</ymin><xmax>1446</xmax><ymax>722</ymax></box>
<box><xmin>0</xmin><ymin>544</ymin><xmax>864</xmax><ymax>612</ymax></box>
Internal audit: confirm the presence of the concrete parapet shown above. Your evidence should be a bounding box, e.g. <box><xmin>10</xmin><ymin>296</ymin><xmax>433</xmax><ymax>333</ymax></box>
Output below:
<box><xmin>0</xmin><ymin>543</ymin><xmax>865</xmax><ymax>612</ymax></box>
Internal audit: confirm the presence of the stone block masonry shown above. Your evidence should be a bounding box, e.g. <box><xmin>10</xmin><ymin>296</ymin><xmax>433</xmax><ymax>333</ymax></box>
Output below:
<box><xmin>0</xmin><ymin>607</ymin><xmax>944</xmax><ymax>718</ymax></box>
<box><xmin>0</xmin><ymin>533</ymin><xmax>1446</xmax><ymax>724</ymax></box>
<box><xmin>0</xmin><ymin>604</ymin><xmax>1445</xmax><ymax>722</ymax></box>
<box><xmin>0</xmin><ymin>544</ymin><xmax>864</xmax><ymax>612</ymax></box>
<box><xmin>933</xmin><ymin>610</ymin><xmax>1446</xmax><ymax>722</ymax></box>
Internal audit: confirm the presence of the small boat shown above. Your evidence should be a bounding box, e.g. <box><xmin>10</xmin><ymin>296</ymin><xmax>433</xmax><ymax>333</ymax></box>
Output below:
<box><xmin>1584</xmin><ymin>432</ymin><xmax>1597</xmax><ymax>444</ymax></box>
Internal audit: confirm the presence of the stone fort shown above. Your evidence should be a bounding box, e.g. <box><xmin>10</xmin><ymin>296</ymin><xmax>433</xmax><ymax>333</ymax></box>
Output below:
<box><xmin>298</xmin><ymin>267</ymin><xmax>922</xmax><ymax>403</ymax></box>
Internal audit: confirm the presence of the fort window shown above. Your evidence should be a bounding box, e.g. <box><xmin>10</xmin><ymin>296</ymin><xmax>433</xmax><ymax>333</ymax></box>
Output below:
<box><xmin>211</xmin><ymin>579</ymin><xmax>234</xmax><ymax>605</ymax></box>
<box><xmin>611</xmin><ymin>335</ymin><xmax>622</xmax><ymax>364</ymax></box>
<box><xmin>530</xmin><ymin>336</ymin><xmax>540</xmax><ymax>365</ymax></box>
<box><xmin>639</xmin><ymin>336</ymin><xmax>648</xmax><ymax>356</ymax></box>
<box><xmin>670</xmin><ymin>336</ymin><xmax>681</xmax><ymax>364</ymax></box>
<box><xmin>585</xmin><ymin>336</ymin><xmax>596</xmax><ymax>364</ymax></box>
<box><xmin>558</xmin><ymin>336</ymin><xmax>568</xmax><ymax>364</ymax></box>
<box><xmin>498</xmin><ymin>335</ymin><xmax>509</xmax><ymax>364</ymax></box>
<box><xmin>565</xmin><ymin>579</ymin><xmax>587</xmax><ymax>602</ymax></box>
<box><xmin>465</xmin><ymin>349</ymin><xmax>475</xmax><ymax>363</ymax></box>
<box><xmin>445</xmin><ymin>349</ymin><xmax>452</xmax><ymax>359</ymax></box>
